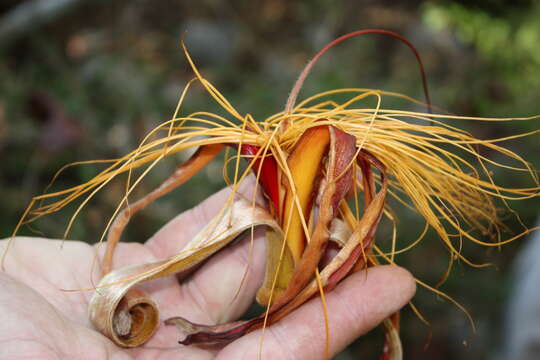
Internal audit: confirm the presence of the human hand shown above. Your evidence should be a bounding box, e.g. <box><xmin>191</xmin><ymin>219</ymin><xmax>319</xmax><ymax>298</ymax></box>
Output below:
<box><xmin>0</xmin><ymin>186</ymin><xmax>415</xmax><ymax>360</ymax></box>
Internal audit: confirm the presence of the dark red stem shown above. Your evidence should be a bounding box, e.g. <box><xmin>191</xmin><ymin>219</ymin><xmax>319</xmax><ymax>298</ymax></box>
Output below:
<box><xmin>285</xmin><ymin>29</ymin><xmax>432</xmax><ymax>115</ymax></box>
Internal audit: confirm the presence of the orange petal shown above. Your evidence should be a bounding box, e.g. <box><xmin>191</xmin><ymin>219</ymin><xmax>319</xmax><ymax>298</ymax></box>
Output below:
<box><xmin>282</xmin><ymin>125</ymin><xmax>330</xmax><ymax>263</ymax></box>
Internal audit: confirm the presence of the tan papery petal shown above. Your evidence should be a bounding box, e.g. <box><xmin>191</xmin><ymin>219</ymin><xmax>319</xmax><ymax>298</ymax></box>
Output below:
<box><xmin>88</xmin><ymin>199</ymin><xmax>281</xmax><ymax>347</ymax></box>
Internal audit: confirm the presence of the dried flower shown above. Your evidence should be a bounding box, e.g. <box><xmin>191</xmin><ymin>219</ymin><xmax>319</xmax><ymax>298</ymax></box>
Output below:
<box><xmin>6</xmin><ymin>30</ymin><xmax>539</xmax><ymax>359</ymax></box>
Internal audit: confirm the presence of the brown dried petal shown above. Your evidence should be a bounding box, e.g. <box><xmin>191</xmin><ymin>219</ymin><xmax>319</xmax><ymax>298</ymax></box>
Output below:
<box><xmin>88</xmin><ymin>199</ymin><xmax>281</xmax><ymax>347</ymax></box>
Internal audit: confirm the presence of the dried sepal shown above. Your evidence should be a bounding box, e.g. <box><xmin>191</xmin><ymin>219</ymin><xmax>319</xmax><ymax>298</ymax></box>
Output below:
<box><xmin>88</xmin><ymin>199</ymin><xmax>281</xmax><ymax>347</ymax></box>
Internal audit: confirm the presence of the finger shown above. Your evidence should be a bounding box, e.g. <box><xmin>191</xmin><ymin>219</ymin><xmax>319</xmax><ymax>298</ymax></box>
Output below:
<box><xmin>217</xmin><ymin>265</ymin><xmax>416</xmax><ymax>360</ymax></box>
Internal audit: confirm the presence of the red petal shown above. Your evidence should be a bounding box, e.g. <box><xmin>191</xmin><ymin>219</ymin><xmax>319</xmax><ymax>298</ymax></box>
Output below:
<box><xmin>239</xmin><ymin>144</ymin><xmax>280</xmax><ymax>215</ymax></box>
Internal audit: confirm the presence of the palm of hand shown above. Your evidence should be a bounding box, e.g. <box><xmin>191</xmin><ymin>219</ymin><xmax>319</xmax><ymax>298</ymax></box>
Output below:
<box><xmin>0</xmin><ymin>189</ymin><xmax>415</xmax><ymax>360</ymax></box>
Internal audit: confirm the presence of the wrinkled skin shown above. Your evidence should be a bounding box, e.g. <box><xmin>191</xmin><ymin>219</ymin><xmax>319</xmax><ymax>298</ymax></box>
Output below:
<box><xmin>0</xmin><ymin>186</ymin><xmax>415</xmax><ymax>360</ymax></box>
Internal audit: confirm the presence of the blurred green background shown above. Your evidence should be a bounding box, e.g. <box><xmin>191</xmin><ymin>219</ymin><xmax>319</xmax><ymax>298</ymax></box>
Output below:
<box><xmin>0</xmin><ymin>0</ymin><xmax>539</xmax><ymax>359</ymax></box>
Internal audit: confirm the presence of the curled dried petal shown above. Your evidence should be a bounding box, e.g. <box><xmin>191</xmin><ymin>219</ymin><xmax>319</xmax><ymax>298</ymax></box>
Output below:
<box><xmin>89</xmin><ymin>199</ymin><xmax>281</xmax><ymax>347</ymax></box>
